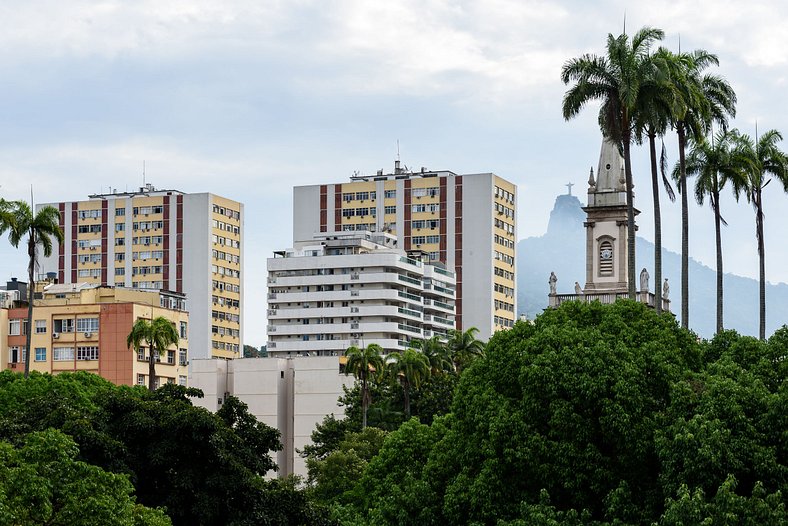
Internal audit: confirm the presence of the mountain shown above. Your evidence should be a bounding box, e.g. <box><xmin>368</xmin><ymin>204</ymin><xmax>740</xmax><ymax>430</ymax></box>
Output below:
<box><xmin>517</xmin><ymin>194</ymin><xmax>788</xmax><ymax>338</ymax></box>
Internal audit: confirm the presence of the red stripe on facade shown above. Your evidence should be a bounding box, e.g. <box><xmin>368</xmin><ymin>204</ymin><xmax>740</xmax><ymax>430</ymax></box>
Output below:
<box><xmin>101</xmin><ymin>201</ymin><xmax>108</xmax><ymax>285</ymax></box>
<box><xmin>403</xmin><ymin>179</ymin><xmax>412</xmax><ymax>250</ymax></box>
<box><xmin>439</xmin><ymin>177</ymin><xmax>447</xmax><ymax>262</ymax></box>
<box><xmin>58</xmin><ymin>203</ymin><xmax>65</xmax><ymax>284</ymax></box>
<box><xmin>163</xmin><ymin>196</ymin><xmax>170</xmax><ymax>291</ymax></box>
<box><xmin>71</xmin><ymin>203</ymin><xmax>78</xmax><ymax>283</ymax></box>
<box><xmin>319</xmin><ymin>185</ymin><xmax>328</xmax><ymax>232</ymax></box>
<box><xmin>176</xmin><ymin>195</ymin><xmax>183</xmax><ymax>293</ymax></box>
<box><xmin>334</xmin><ymin>184</ymin><xmax>342</xmax><ymax>232</ymax></box>
<box><xmin>454</xmin><ymin>176</ymin><xmax>463</xmax><ymax>330</ymax></box>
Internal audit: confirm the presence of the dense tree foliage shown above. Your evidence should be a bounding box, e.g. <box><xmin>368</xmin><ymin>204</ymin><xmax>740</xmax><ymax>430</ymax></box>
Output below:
<box><xmin>0</xmin><ymin>372</ymin><xmax>328</xmax><ymax>526</ymax></box>
<box><xmin>311</xmin><ymin>301</ymin><xmax>787</xmax><ymax>525</ymax></box>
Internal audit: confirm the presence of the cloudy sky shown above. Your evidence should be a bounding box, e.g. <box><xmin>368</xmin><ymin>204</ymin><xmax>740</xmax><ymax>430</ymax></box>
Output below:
<box><xmin>2</xmin><ymin>0</ymin><xmax>787</xmax><ymax>346</ymax></box>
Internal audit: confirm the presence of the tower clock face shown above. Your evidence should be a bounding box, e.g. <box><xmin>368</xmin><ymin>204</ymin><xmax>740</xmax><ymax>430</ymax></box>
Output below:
<box><xmin>601</xmin><ymin>248</ymin><xmax>613</xmax><ymax>260</ymax></box>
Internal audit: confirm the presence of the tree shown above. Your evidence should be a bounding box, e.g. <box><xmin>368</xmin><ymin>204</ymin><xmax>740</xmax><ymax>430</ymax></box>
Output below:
<box><xmin>446</xmin><ymin>327</ymin><xmax>485</xmax><ymax>372</ymax></box>
<box><xmin>664</xmin><ymin>48</ymin><xmax>737</xmax><ymax>329</ymax></box>
<box><xmin>734</xmin><ymin>129</ymin><xmax>788</xmax><ymax>339</ymax></box>
<box><xmin>126</xmin><ymin>317</ymin><xmax>180</xmax><ymax>391</ymax></box>
<box><xmin>386</xmin><ymin>349</ymin><xmax>429</xmax><ymax>418</ymax></box>
<box><xmin>562</xmin><ymin>27</ymin><xmax>665</xmax><ymax>299</ymax></box>
<box><xmin>633</xmin><ymin>46</ymin><xmax>678</xmax><ymax>313</ymax></box>
<box><xmin>0</xmin><ymin>200</ymin><xmax>63</xmax><ymax>378</ymax></box>
<box><xmin>683</xmin><ymin>129</ymin><xmax>749</xmax><ymax>333</ymax></box>
<box><xmin>344</xmin><ymin>344</ymin><xmax>384</xmax><ymax>429</ymax></box>
<box><xmin>410</xmin><ymin>335</ymin><xmax>452</xmax><ymax>375</ymax></box>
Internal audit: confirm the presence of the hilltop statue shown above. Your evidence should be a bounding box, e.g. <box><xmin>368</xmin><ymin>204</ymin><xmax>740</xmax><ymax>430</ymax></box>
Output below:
<box><xmin>549</xmin><ymin>272</ymin><xmax>557</xmax><ymax>295</ymax></box>
<box><xmin>663</xmin><ymin>278</ymin><xmax>670</xmax><ymax>300</ymax></box>
<box><xmin>574</xmin><ymin>281</ymin><xmax>582</xmax><ymax>295</ymax></box>
<box><xmin>640</xmin><ymin>268</ymin><xmax>650</xmax><ymax>293</ymax></box>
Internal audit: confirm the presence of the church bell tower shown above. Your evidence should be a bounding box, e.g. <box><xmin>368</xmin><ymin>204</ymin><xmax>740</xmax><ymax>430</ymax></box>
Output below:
<box><xmin>582</xmin><ymin>139</ymin><xmax>638</xmax><ymax>292</ymax></box>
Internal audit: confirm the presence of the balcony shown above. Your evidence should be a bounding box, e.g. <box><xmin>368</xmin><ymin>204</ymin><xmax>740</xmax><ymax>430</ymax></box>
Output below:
<box><xmin>549</xmin><ymin>290</ymin><xmax>671</xmax><ymax>312</ymax></box>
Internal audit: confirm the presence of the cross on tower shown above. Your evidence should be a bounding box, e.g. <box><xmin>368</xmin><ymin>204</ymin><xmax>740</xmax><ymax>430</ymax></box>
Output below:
<box><xmin>566</xmin><ymin>181</ymin><xmax>574</xmax><ymax>195</ymax></box>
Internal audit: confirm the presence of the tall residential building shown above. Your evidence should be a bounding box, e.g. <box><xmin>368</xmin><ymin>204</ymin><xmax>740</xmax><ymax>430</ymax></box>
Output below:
<box><xmin>1</xmin><ymin>282</ymin><xmax>189</xmax><ymax>387</ymax></box>
<box><xmin>292</xmin><ymin>165</ymin><xmax>516</xmax><ymax>340</ymax></box>
<box><xmin>39</xmin><ymin>185</ymin><xmax>243</xmax><ymax>359</ymax></box>
<box><xmin>267</xmin><ymin>231</ymin><xmax>456</xmax><ymax>357</ymax></box>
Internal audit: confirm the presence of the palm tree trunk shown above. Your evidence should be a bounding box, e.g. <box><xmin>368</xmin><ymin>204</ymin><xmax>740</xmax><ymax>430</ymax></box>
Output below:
<box><xmin>756</xmin><ymin>188</ymin><xmax>766</xmax><ymax>340</ymax></box>
<box><xmin>403</xmin><ymin>380</ymin><xmax>411</xmax><ymax>419</ymax></box>
<box><xmin>24</xmin><ymin>234</ymin><xmax>35</xmax><ymax>379</ymax></box>
<box><xmin>361</xmin><ymin>374</ymin><xmax>368</xmax><ymax>429</ymax></box>
<box><xmin>713</xmin><ymin>187</ymin><xmax>723</xmax><ymax>334</ymax></box>
<box><xmin>622</xmin><ymin>135</ymin><xmax>637</xmax><ymax>299</ymax></box>
<box><xmin>678</xmin><ymin>126</ymin><xmax>689</xmax><ymax>329</ymax></box>
<box><xmin>648</xmin><ymin>132</ymin><xmax>663</xmax><ymax>313</ymax></box>
<box><xmin>148</xmin><ymin>347</ymin><xmax>156</xmax><ymax>391</ymax></box>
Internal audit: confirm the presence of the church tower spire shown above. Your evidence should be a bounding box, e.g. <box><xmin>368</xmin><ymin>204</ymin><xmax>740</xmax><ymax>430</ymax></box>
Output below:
<box><xmin>582</xmin><ymin>138</ymin><xmax>639</xmax><ymax>293</ymax></box>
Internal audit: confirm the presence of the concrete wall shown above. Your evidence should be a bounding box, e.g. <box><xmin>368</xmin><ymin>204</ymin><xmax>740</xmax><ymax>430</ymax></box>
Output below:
<box><xmin>182</xmin><ymin>194</ymin><xmax>212</xmax><ymax>359</ymax></box>
<box><xmin>188</xmin><ymin>356</ymin><xmax>354</xmax><ymax>479</ymax></box>
<box><xmin>461</xmin><ymin>174</ymin><xmax>495</xmax><ymax>340</ymax></box>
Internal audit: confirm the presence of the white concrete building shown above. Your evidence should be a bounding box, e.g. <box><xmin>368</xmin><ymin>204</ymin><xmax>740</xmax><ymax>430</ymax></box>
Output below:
<box><xmin>266</xmin><ymin>231</ymin><xmax>456</xmax><ymax>357</ymax></box>
<box><xmin>292</xmin><ymin>166</ymin><xmax>516</xmax><ymax>341</ymax></box>
<box><xmin>189</xmin><ymin>356</ymin><xmax>354</xmax><ymax>478</ymax></box>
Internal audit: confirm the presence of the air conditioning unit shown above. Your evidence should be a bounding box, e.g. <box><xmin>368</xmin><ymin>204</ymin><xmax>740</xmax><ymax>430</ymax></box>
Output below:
<box><xmin>53</xmin><ymin>333</ymin><xmax>60</xmax><ymax>339</ymax></box>
<box><xmin>84</xmin><ymin>332</ymin><xmax>93</xmax><ymax>338</ymax></box>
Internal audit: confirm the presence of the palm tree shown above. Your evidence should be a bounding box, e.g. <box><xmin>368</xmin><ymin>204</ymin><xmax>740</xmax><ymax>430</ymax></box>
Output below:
<box><xmin>664</xmin><ymin>49</ymin><xmax>737</xmax><ymax>329</ymax></box>
<box><xmin>683</xmin><ymin>130</ymin><xmax>749</xmax><ymax>333</ymax></box>
<box><xmin>127</xmin><ymin>317</ymin><xmax>180</xmax><ymax>391</ymax></box>
<box><xmin>1</xmin><ymin>200</ymin><xmax>63</xmax><ymax>378</ymax></box>
<box><xmin>446</xmin><ymin>327</ymin><xmax>485</xmax><ymax>373</ymax></box>
<box><xmin>734</xmin><ymin>129</ymin><xmax>788</xmax><ymax>339</ymax></box>
<box><xmin>562</xmin><ymin>26</ymin><xmax>665</xmax><ymax>299</ymax></box>
<box><xmin>386</xmin><ymin>348</ymin><xmax>429</xmax><ymax>418</ymax></box>
<box><xmin>410</xmin><ymin>335</ymin><xmax>451</xmax><ymax>375</ymax></box>
<box><xmin>633</xmin><ymin>47</ymin><xmax>677</xmax><ymax>313</ymax></box>
<box><xmin>344</xmin><ymin>344</ymin><xmax>384</xmax><ymax>428</ymax></box>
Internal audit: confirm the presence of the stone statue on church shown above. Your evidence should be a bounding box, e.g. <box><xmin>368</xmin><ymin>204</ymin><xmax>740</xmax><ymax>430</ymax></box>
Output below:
<box><xmin>640</xmin><ymin>268</ymin><xmax>650</xmax><ymax>292</ymax></box>
<box><xmin>549</xmin><ymin>272</ymin><xmax>557</xmax><ymax>295</ymax></box>
<box><xmin>663</xmin><ymin>278</ymin><xmax>670</xmax><ymax>300</ymax></box>
<box><xmin>574</xmin><ymin>281</ymin><xmax>582</xmax><ymax>295</ymax></box>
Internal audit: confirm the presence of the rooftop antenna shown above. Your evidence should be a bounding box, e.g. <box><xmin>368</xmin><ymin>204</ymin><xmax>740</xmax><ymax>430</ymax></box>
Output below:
<box><xmin>623</xmin><ymin>10</ymin><xmax>626</xmax><ymax>35</ymax></box>
<box><xmin>142</xmin><ymin>160</ymin><xmax>146</xmax><ymax>187</ymax></box>
<box><xmin>755</xmin><ymin>120</ymin><xmax>759</xmax><ymax>141</ymax></box>
<box><xmin>678</xmin><ymin>34</ymin><xmax>681</xmax><ymax>53</ymax></box>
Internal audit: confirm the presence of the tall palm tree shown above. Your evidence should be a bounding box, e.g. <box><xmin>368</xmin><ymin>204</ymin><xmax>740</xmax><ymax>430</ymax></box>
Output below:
<box><xmin>683</xmin><ymin>130</ymin><xmax>749</xmax><ymax>333</ymax></box>
<box><xmin>1</xmin><ymin>200</ymin><xmax>63</xmax><ymax>378</ymax></box>
<box><xmin>386</xmin><ymin>348</ymin><xmax>429</xmax><ymax>419</ymax></box>
<box><xmin>633</xmin><ymin>47</ymin><xmax>677</xmax><ymax>313</ymax></box>
<box><xmin>664</xmin><ymin>49</ymin><xmax>737</xmax><ymax>329</ymax></box>
<box><xmin>734</xmin><ymin>129</ymin><xmax>788</xmax><ymax>339</ymax></box>
<box><xmin>446</xmin><ymin>327</ymin><xmax>485</xmax><ymax>373</ymax></box>
<box><xmin>410</xmin><ymin>335</ymin><xmax>451</xmax><ymax>375</ymax></box>
<box><xmin>127</xmin><ymin>317</ymin><xmax>180</xmax><ymax>391</ymax></box>
<box><xmin>344</xmin><ymin>343</ymin><xmax>384</xmax><ymax>428</ymax></box>
<box><xmin>562</xmin><ymin>26</ymin><xmax>665</xmax><ymax>299</ymax></box>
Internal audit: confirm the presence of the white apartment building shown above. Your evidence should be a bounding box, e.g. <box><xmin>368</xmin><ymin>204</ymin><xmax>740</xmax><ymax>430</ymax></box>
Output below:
<box><xmin>292</xmin><ymin>165</ymin><xmax>516</xmax><ymax>341</ymax></box>
<box><xmin>266</xmin><ymin>231</ymin><xmax>456</xmax><ymax>357</ymax></box>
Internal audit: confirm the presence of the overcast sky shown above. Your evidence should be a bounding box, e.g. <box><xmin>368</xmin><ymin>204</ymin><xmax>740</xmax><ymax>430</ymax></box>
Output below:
<box><xmin>2</xmin><ymin>1</ymin><xmax>787</xmax><ymax>346</ymax></box>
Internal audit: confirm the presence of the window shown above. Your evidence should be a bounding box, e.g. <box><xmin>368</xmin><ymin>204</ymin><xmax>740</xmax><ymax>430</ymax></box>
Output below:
<box><xmin>35</xmin><ymin>320</ymin><xmax>46</xmax><ymax>334</ymax></box>
<box><xmin>599</xmin><ymin>239</ymin><xmax>614</xmax><ymax>276</ymax></box>
<box><xmin>115</xmin><ymin>238</ymin><xmax>125</xmax><ymax>246</ymax></box>
<box><xmin>76</xmin><ymin>346</ymin><xmax>99</xmax><ymax>360</ymax></box>
<box><xmin>179</xmin><ymin>348</ymin><xmax>188</xmax><ymax>366</ymax></box>
<box><xmin>137</xmin><ymin>374</ymin><xmax>145</xmax><ymax>386</ymax></box>
<box><xmin>167</xmin><ymin>350</ymin><xmax>175</xmax><ymax>365</ymax></box>
<box><xmin>384</xmin><ymin>205</ymin><xmax>396</xmax><ymax>214</ymax></box>
<box><xmin>179</xmin><ymin>375</ymin><xmax>187</xmax><ymax>386</ymax></box>
<box><xmin>116</xmin><ymin>208</ymin><xmax>126</xmax><ymax>216</ymax></box>
<box><xmin>54</xmin><ymin>347</ymin><xmax>75</xmax><ymax>361</ymax></box>
<box><xmin>384</xmin><ymin>189</ymin><xmax>396</xmax><ymax>199</ymax></box>
<box><xmin>115</xmin><ymin>223</ymin><xmax>125</xmax><ymax>232</ymax></box>
<box><xmin>137</xmin><ymin>348</ymin><xmax>146</xmax><ymax>361</ymax></box>
<box><xmin>115</xmin><ymin>268</ymin><xmax>125</xmax><ymax>276</ymax></box>
<box><xmin>35</xmin><ymin>347</ymin><xmax>46</xmax><ymax>361</ymax></box>
<box><xmin>76</xmin><ymin>318</ymin><xmax>99</xmax><ymax>333</ymax></box>
<box><xmin>180</xmin><ymin>322</ymin><xmax>187</xmax><ymax>339</ymax></box>
<box><xmin>9</xmin><ymin>320</ymin><xmax>20</xmax><ymax>336</ymax></box>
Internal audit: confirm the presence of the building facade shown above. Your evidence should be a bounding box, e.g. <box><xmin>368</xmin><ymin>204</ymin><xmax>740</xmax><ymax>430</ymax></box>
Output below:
<box><xmin>39</xmin><ymin>185</ymin><xmax>243</xmax><ymax>359</ymax></box>
<box><xmin>1</xmin><ymin>283</ymin><xmax>189</xmax><ymax>387</ymax></box>
<box><xmin>292</xmin><ymin>165</ymin><xmax>516</xmax><ymax>340</ymax></box>
<box><xmin>267</xmin><ymin>231</ymin><xmax>456</xmax><ymax>357</ymax></box>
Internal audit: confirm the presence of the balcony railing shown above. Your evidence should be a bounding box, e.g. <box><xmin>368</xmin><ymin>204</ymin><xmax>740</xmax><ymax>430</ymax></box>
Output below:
<box><xmin>549</xmin><ymin>290</ymin><xmax>671</xmax><ymax>312</ymax></box>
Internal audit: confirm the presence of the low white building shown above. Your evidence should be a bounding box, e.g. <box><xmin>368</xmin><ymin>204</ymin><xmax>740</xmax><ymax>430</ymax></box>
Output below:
<box><xmin>266</xmin><ymin>231</ymin><xmax>456</xmax><ymax>357</ymax></box>
<box><xmin>189</xmin><ymin>356</ymin><xmax>354</xmax><ymax>478</ymax></box>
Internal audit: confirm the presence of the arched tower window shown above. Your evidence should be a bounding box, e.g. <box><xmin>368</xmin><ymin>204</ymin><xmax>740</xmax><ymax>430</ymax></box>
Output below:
<box><xmin>598</xmin><ymin>239</ymin><xmax>614</xmax><ymax>276</ymax></box>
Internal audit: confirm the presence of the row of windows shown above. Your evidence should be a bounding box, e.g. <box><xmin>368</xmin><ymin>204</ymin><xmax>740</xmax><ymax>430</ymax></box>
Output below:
<box><xmin>51</xmin><ymin>346</ymin><xmax>99</xmax><ymax>361</ymax></box>
<box><xmin>78</xmin><ymin>253</ymin><xmax>102</xmax><ymax>264</ymax></box>
<box><xmin>133</xmin><ymin>206</ymin><xmax>164</xmax><ymax>216</ymax></box>
<box><xmin>212</xmin><ymin>265</ymin><xmax>240</xmax><ymax>278</ymax></box>
<box><xmin>494</xmin><ymin>283</ymin><xmax>515</xmax><ymax>297</ymax></box>
<box><xmin>78</xmin><ymin>209</ymin><xmax>102</xmax><ymax>219</ymax></box>
<box><xmin>136</xmin><ymin>348</ymin><xmax>186</xmax><ymax>365</ymax></box>
<box><xmin>137</xmin><ymin>375</ymin><xmax>187</xmax><ymax>387</ymax></box>
<box><xmin>78</xmin><ymin>224</ymin><xmax>102</xmax><ymax>234</ymax></box>
<box><xmin>132</xmin><ymin>266</ymin><xmax>163</xmax><ymax>276</ymax></box>
<box><xmin>343</xmin><ymin>191</ymin><xmax>377</xmax><ymax>202</ymax></box>
<box><xmin>341</xmin><ymin>223</ymin><xmax>377</xmax><ymax>232</ymax></box>
<box><xmin>495</xmin><ymin>251</ymin><xmax>514</xmax><ymax>266</ymax></box>
<box><xmin>495</xmin><ymin>218</ymin><xmax>515</xmax><ymax>235</ymax></box>
<box><xmin>494</xmin><ymin>315</ymin><xmax>514</xmax><ymax>328</ymax></box>
<box><xmin>212</xmin><ymin>325</ymin><xmax>240</xmax><ymax>338</ymax></box>
<box><xmin>77</xmin><ymin>268</ymin><xmax>101</xmax><ymax>278</ymax></box>
<box><xmin>212</xmin><ymin>205</ymin><xmax>240</xmax><ymax>220</ymax></box>
<box><xmin>212</xmin><ymin>219</ymin><xmax>240</xmax><ymax>235</ymax></box>
<box><xmin>78</xmin><ymin>239</ymin><xmax>102</xmax><ymax>248</ymax></box>
<box><xmin>495</xmin><ymin>202</ymin><xmax>515</xmax><ymax>219</ymax></box>
<box><xmin>495</xmin><ymin>186</ymin><xmax>515</xmax><ymax>205</ymax></box>
<box><xmin>495</xmin><ymin>234</ymin><xmax>515</xmax><ymax>249</ymax></box>
<box><xmin>494</xmin><ymin>299</ymin><xmax>515</xmax><ymax>313</ymax></box>
<box><xmin>131</xmin><ymin>250</ymin><xmax>165</xmax><ymax>260</ymax></box>
<box><xmin>213</xmin><ymin>235</ymin><xmax>240</xmax><ymax>248</ymax></box>
<box><xmin>212</xmin><ymin>295</ymin><xmax>240</xmax><ymax>308</ymax></box>
<box><xmin>342</xmin><ymin>207</ymin><xmax>377</xmax><ymax>218</ymax></box>
<box><xmin>412</xmin><ymin>203</ymin><xmax>440</xmax><ymax>213</ymax></box>
<box><xmin>494</xmin><ymin>266</ymin><xmax>515</xmax><ymax>281</ymax></box>
<box><xmin>411</xmin><ymin>235</ymin><xmax>440</xmax><ymax>245</ymax></box>
<box><xmin>412</xmin><ymin>219</ymin><xmax>440</xmax><ymax>229</ymax></box>
<box><xmin>212</xmin><ymin>280</ymin><xmax>241</xmax><ymax>293</ymax></box>
<box><xmin>211</xmin><ymin>311</ymin><xmax>241</xmax><ymax>323</ymax></box>
<box><xmin>131</xmin><ymin>236</ymin><xmax>164</xmax><ymax>246</ymax></box>
<box><xmin>212</xmin><ymin>249</ymin><xmax>240</xmax><ymax>264</ymax></box>
<box><xmin>412</xmin><ymin>187</ymin><xmax>440</xmax><ymax>198</ymax></box>
<box><xmin>212</xmin><ymin>341</ymin><xmax>240</xmax><ymax>352</ymax></box>
<box><xmin>132</xmin><ymin>221</ymin><xmax>165</xmax><ymax>231</ymax></box>
<box><xmin>134</xmin><ymin>280</ymin><xmax>163</xmax><ymax>289</ymax></box>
